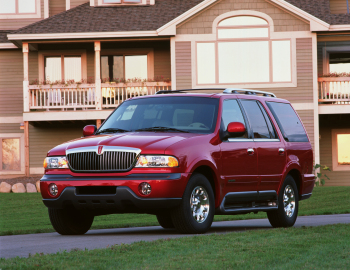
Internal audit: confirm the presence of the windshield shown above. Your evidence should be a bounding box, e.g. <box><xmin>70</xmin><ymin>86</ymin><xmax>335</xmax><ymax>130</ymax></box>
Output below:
<box><xmin>98</xmin><ymin>96</ymin><xmax>219</xmax><ymax>134</ymax></box>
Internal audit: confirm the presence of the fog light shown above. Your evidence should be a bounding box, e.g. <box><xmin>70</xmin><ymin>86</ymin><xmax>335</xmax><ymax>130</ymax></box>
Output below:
<box><xmin>49</xmin><ymin>183</ymin><xmax>58</xmax><ymax>196</ymax></box>
<box><xmin>139</xmin><ymin>182</ymin><xmax>151</xmax><ymax>195</ymax></box>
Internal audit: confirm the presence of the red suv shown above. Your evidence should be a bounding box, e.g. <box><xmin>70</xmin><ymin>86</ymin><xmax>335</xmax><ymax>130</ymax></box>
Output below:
<box><xmin>41</xmin><ymin>88</ymin><xmax>315</xmax><ymax>235</ymax></box>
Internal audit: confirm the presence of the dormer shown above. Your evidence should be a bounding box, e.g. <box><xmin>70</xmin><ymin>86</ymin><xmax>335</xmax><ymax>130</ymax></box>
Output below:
<box><xmin>92</xmin><ymin>0</ymin><xmax>155</xmax><ymax>6</ymax></box>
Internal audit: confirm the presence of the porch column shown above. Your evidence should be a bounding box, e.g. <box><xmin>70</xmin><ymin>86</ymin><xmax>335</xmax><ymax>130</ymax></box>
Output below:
<box><xmin>95</xmin><ymin>41</ymin><xmax>102</xmax><ymax>110</ymax></box>
<box><xmin>23</xmin><ymin>43</ymin><xmax>29</xmax><ymax>112</ymax></box>
<box><xmin>24</xmin><ymin>121</ymin><xmax>29</xmax><ymax>176</ymax></box>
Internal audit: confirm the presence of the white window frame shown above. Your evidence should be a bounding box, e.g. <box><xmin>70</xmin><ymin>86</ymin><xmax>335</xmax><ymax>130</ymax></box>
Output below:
<box><xmin>98</xmin><ymin>0</ymin><xmax>146</xmax><ymax>6</ymax></box>
<box><xmin>332</xmin><ymin>129</ymin><xmax>350</xmax><ymax>171</ymax></box>
<box><xmin>0</xmin><ymin>133</ymin><xmax>25</xmax><ymax>175</ymax></box>
<box><xmin>38</xmin><ymin>50</ymin><xmax>87</xmax><ymax>82</ymax></box>
<box><xmin>0</xmin><ymin>0</ymin><xmax>41</xmax><ymax>19</ymax></box>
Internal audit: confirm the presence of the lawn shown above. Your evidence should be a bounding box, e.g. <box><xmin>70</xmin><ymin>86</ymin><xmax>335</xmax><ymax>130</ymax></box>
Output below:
<box><xmin>0</xmin><ymin>186</ymin><xmax>349</xmax><ymax>236</ymax></box>
<box><xmin>1</xmin><ymin>223</ymin><xmax>349</xmax><ymax>269</ymax></box>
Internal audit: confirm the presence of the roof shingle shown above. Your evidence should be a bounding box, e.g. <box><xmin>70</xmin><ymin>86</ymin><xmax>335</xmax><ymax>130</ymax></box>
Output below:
<box><xmin>0</xmin><ymin>31</ymin><xmax>11</xmax><ymax>43</ymax></box>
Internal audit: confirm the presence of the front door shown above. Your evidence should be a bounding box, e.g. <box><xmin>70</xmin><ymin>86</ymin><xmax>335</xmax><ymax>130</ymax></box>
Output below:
<box><xmin>220</xmin><ymin>99</ymin><xmax>258</xmax><ymax>194</ymax></box>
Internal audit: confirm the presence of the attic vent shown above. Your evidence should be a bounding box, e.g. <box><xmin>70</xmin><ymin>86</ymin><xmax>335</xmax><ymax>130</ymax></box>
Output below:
<box><xmin>330</xmin><ymin>0</ymin><xmax>349</xmax><ymax>14</ymax></box>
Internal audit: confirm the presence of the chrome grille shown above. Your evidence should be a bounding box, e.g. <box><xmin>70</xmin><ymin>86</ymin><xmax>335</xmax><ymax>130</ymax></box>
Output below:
<box><xmin>66</xmin><ymin>146</ymin><xmax>140</xmax><ymax>172</ymax></box>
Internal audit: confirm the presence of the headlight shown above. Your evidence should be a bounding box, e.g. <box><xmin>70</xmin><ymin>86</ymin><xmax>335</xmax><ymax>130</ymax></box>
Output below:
<box><xmin>135</xmin><ymin>155</ymin><xmax>179</xmax><ymax>168</ymax></box>
<box><xmin>43</xmin><ymin>156</ymin><xmax>69</xmax><ymax>169</ymax></box>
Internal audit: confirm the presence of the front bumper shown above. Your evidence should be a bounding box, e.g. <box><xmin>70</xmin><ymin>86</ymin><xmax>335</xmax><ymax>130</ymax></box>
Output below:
<box><xmin>40</xmin><ymin>173</ymin><xmax>187</xmax><ymax>212</ymax></box>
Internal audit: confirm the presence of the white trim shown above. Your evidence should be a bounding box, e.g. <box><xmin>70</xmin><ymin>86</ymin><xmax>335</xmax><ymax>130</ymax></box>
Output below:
<box><xmin>30</xmin><ymin>167</ymin><xmax>44</xmax><ymax>174</ymax></box>
<box><xmin>329</xmin><ymin>25</ymin><xmax>350</xmax><ymax>31</ymax></box>
<box><xmin>90</xmin><ymin>0</ymin><xmax>95</xmax><ymax>6</ymax></box>
<box><xmin>318</xmin><ymin>104</ymin><xmax>350</xmax><ymax>114</ymax></box>
<box><xmin>8</xmin><ymin>31</ymin><xmax>159</xmax><ymax>41</ymax></box>
<box><xmin>212</xmin><ymin>11</ymin><xmax>275</xmax><ymax>34</ymax></box>
<box><xmin>157</xmin><ymin>0</ymin><xmax>329</xmax><ymax>36</ymax></box>
<box><xmin>23</xmin><ymin>110</ymin><xmax>114</xmax><ymax>122</ymax></box>
<box><xmin>0</xmin><ymin>43</ymin><xmax>17</xmax><ymax>49</ymax></box>
<box><xmin>0</xmin><ymin>117</ymin><xmax>23</xmax><ymax>124</ymax></box>
<box><xmin>0</xmin><ymin>0</ymin><xmax>41</xmax><ymax>19</ymax></box>
<box><xmin>170</xmin><ymin>37</ymin><xmax>176</xmax><ymax>90</ymax></box>
<box><xmin>44</xmin><ymin>0</ymin><xmax>49</xmax><ymax>18</ymax></box>
<box><xmin>150</xmin><ymin>0</ymin><xmax>155</xmax><ymax>4</ymax></box>
<box><xmin>291</xmin><ymin>103</ymin><xmax>315</xmax><ymax>110</ymax></box>
<box><xmin>312</xmin><ymin>32</ymin><xmax>320</xmax><ymax>164</ymax></box>
<box><xmin>66</xmin><ymin>0</ymin><xmax>70</xmax><ymax>10</ymax></box>
<box><xmin>0</xmin><ymin>133</ymin><xmax>25</xmax><ymax>175</ymax></box>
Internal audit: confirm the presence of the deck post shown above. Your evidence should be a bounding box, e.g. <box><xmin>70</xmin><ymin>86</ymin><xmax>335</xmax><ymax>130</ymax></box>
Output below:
<box><xmin>23</xmin><ymin>43</ymin><xmax>30</xmax><ymax>112</ymax></box>
<box><xmin>24</xmin><ymin>121</ymin><xmax>30</xmax><ymax>176</ymax></box>
<box><xmin>95</xmin><ymin>41</ymin><xmax>102</xmax><ymax>110</ymax></box>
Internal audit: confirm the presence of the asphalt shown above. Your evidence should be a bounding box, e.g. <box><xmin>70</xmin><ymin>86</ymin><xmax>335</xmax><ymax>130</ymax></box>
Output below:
<box><xmin>1</xmin><ymin>214</ymin><xmax>350</xmax><ymax>259</ymax></box>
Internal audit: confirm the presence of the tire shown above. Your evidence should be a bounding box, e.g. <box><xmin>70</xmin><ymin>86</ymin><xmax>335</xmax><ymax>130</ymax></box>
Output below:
<box><xmin>267</xmin><ymin>175</ymin><xmax>299</xmax><ymax>228</ymax></box>
<box><xmin>171</xmin><ymin>173</ymin><xmax>215</xmax><ymax>234</ymax></box>
<box><xmin>48</xmin><ymin>207</ymin><xmax>94</xmax><ymax>235</ymax></box>
<box><xmin>156</xmin><ymin>214</ymin><xmax>175</xmax><ymax>229</ymax></box>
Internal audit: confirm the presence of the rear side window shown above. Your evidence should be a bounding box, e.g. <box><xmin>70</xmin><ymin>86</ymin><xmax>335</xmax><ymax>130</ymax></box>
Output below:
<box><xmin>266</xmin><ymin>102</ymin><xmax>309</xmax><ymax>142</ymax></box>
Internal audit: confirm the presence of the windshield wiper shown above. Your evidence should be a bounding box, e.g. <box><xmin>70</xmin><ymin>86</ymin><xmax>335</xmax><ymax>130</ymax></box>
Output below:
<box><xmin>135</xmin><ymin>127</ymin><xmax>190</xmax><ymax>133</ymax></box>
<box><xmin>96</xmin><ymin>128</ymin><xmax>130</xmax><ymax>135</ymax></box>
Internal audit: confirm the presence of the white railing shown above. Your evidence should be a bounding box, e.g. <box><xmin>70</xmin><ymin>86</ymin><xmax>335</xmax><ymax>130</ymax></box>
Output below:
<box><xmin>318</xmin><ymin>77</ymin><xmax>350</xmax><ymax>104</ymax></box>
<box><xmin>28</xmin><ymin>82</ymin><xmax>171</xmax><ymax>111</ymax></box>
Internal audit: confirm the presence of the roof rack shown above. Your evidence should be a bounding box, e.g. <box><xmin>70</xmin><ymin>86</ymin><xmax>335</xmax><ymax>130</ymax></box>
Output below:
<box><xmin>156</xmin><ymin>88</ymin><xmax>276</xmax><ymax>98</ymax></box>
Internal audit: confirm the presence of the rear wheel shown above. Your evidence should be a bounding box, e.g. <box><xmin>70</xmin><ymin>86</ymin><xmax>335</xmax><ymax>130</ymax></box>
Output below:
<box><xmin>48</xmin><ymin>208</ymin><xmax>94</xmax><ymax>235</ymax></box>
<box><xmin>267</xmin><ymin>175</ymin><xmax>299</xmax><ymax>228</ymax></box>
<box><xmin>171</xmin><ymin>173</ymin><xmax>214</xmax><ymax>234</ymax></box>
<box><xmin>156</xmin><ymin>214</ymin><xmax>174</xmax><ymax>229</ymax></box>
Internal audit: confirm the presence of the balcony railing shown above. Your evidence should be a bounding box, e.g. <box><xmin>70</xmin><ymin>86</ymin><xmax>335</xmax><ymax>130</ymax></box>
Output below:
<box><xmin>318</xmin><ymin>77</ymin><xmax>350</xmax><ymax>104</ymax></box>
<box><xmin>28</xmin><ymin>82</ymin><xmax>171</xmax><ymax>111</ymax></box>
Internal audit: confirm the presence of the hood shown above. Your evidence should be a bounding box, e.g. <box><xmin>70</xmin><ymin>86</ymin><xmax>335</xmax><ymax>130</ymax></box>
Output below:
<box><xmin>48</xmin><ymin>132</ymin><xmax>202</xmax><ymax>156</ymax></box>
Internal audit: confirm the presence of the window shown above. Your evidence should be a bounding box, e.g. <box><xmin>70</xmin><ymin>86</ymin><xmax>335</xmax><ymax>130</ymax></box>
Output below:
<box><xmin>0</xmin><ymin>134</ymin><xmax>24</xmax><ymax>173</ymax></box>
<box><xmin>241</xmin><ymin>100</ymin><xmax>273</xmax><ymax>139</ymax></box>
<box><xmin>103</xmin><ymin>0</ymin><xmax>141</xmax><ymax>3</ymax></box>
<box><xmin>267</xmin><ymin>102</ymin><xmax>308</xmax><ymax>142</ymax></box>
<box><xmin>329</xmin><ymin>53</ymin><xmax>350</xmax><ymax>73</ymax></box>
<box><xmin>332</xmin><ymin>130</ymin><xmax>350</xmax><ymax>171</ymax></box>
<box><xmin>196</xmin><ymin>15</ymin><xmax>292</xmax><ymax>85</ymax></box>
<box><xmin>101</xmin><ymin>55</ymin><xmax>147</xmax><ymax>81</ymax></box>
<box><xmin>221</xmin><ymin>99</ymin><xmax>247</xmax><ymax>138</ymax></box>
<box><xmin>45</xmin><ymin>56</ymin><xmax>82</xmax><ymax>82</ymax></box>
<box><xmin>0</xmin><ymin>0</ymin><xmax>36</xmax><ymax>14</ymax></box>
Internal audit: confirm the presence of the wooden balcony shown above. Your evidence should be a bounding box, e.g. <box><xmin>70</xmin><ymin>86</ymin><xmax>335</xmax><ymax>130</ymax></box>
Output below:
<box><xmin>28</xmin><ymin>82</ymin><xmax>171</xmax><ymax>111</ymax></box>
<box><xmin>318</xmin><ymin>77</ymin><xmax>350</xmax><ymax>104</ymax></box>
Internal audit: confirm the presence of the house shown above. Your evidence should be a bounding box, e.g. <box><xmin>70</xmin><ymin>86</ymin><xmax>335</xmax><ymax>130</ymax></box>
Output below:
<box><xmin>0</xmin><ymin>0</ymin><xmax>349</xmax><ymax>186</ymax></box>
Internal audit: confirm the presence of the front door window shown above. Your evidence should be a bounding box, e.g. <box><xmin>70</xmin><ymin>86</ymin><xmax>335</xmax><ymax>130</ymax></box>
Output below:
<box><xmin>1</xmin><ymin>138</ymin><xmax>20</xmax><ymax>171</ymax></box>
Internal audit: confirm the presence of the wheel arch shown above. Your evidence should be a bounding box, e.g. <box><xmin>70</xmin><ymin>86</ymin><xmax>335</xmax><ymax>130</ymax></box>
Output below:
<box><xmin>286</xmin><ymin>169</ymin><xmax>302</xmax><ymax>197</ymax></box>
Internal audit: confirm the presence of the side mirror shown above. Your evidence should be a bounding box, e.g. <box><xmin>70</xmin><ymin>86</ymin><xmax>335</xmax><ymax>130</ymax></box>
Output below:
<box><xmin>225</xmin><ymin>122</ymin><xmax>246</xmax><ymax>138</ymax></box>
<box><xmin>83</xmin><ymin>125</ymin><xmax>97</xmax><ymax>137</ymax></box>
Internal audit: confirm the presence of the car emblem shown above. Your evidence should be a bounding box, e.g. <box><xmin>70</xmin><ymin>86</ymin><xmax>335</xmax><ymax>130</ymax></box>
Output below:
<box><xmin>97</xmin><ymin>145</ymin><xmax>103</xmax><ymax>155</ymax></box>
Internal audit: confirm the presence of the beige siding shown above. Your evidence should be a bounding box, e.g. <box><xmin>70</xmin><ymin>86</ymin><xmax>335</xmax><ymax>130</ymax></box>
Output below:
<box><xmin>29</xmin><ymin>122</ymin><xmax>93</xmax><ymax>167</ymax></box>
<box><xmin>50</xmin><ymin>0</ymin><xmax>66</xmax><ymax>17</ymax></box>
<box><xmin>296</xmin><ymin>109</ymin><xmax>315</xmax><ymax>151</ymax></box>
<box><xmin>177</xmin><ymin>0</ymin><xmax>310</xmax><ymax>35</ymax></box>
<box><xmin>319</xmin><ymin>114</ymin><xmax>350</xmax><ymax>186</ymax></box>
<box><xmin>154</xmin><ymin>47</ymin><xmax>171</xmax><ymax>80</ymax></box>
<box><xmin>0</xmin><ymin>124</ymin><xmax>24</xmax><ymax>134</ymax></box>
<box><xmin>0</xmin><ymin>0</ymin><xmax>45</xmax><ymax>30</ymax></box>
<box><xmin>0</xmin><ymin>50</ymin><xmax>23</xmax><ymax>117</ymax></box>
<box><xmin>330</xmin><ymin>0</ymin><xmax>348</xmax><ymax>14</ymax></box>
<box><xmin>175</xmin><ymin>41</ymin><xmax>192</xmax><ymax>89</ymax></box>
<box><xmin>252</xmin><ymin>38</ymin><xmax>313</xmax><ymax>103</ymax></box>
<box><xmin>70</xmin><ymin>0</ymin><xmax>89</xmax><ymax>8</ymax></box>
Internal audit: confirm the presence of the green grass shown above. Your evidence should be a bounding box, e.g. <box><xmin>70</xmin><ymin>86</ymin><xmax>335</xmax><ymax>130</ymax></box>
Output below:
<box><xmin>1</xmin><ymin>223</ymin><xmax>350</xmax><ymax>269</ymax></box>
<box><xmin>0</xmin><ymin>186</ymin><xmax>349</xmax><ymax>236</ymax></box>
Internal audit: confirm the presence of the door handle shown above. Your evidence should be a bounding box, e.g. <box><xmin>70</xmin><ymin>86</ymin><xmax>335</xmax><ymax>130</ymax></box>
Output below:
<box><xmin>279</xmin><ymin>148</ymin><xmax>285</xmax><ymax>155</ymax></box>
<box><xmin>247</xmin><ymin>148</ymin><xmax>254</xmax><ymax>155</ymax></box>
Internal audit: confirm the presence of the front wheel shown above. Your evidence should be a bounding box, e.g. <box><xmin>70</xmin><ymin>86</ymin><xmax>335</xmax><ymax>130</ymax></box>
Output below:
<box><xmin>267</xmin><ymin>175</ymin><xmax>299</xmax><ymax>228</ymax></box>
<box><xmin>171</xmin><ymin>173</ymin><xmax>215</xmax><ymax>234</ymax></box>
<box><xmin>48</xmin><ymin>208</ymin><xmax>94</xmax><ymax>235</ymax></box>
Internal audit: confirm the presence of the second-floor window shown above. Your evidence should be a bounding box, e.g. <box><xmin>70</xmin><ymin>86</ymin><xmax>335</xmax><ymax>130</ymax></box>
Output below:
<box><xmin>0</xmin><ymin>0</ymin><xmax>36</xmax><ymax>14</ymax></box>
<box><xmin>45</xmin><ymin>56</ymin><xmax>82</xmax><ymax>82</ymax></box>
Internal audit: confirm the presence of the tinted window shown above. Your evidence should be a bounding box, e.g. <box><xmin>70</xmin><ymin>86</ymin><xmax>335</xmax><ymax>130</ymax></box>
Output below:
<box><xmin>100</xmin><ymin>97</ymin><xmax>219</xmax><ymax>134</ymax></box>
<box><xmin>221</xmin><ymin>99</ymin><xmax>247</xmax><ymax>139</ymax></box>
<box><xmin>241</xmin><ymin>100</ymin><xmax>270</xmax><ymax>139</ymax></box>
<box><xmin>257</xmin><ymin>102</ymin><xmax>278</xmax><ymax>139</ymax></box>
<box><xmin>266</xmin><ymin>102</ymin><xmax>308</xmax><ymax>142</ymax></box>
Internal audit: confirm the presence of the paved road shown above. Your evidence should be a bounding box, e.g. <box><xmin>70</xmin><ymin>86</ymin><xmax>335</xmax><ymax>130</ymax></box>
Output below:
<box><xmin>1</xmin><ymin>214</ymin><xmax>350</xmax><ymax>259</ymax></box>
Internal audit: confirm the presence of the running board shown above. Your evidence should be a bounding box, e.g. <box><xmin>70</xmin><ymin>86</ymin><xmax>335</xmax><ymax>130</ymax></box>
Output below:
<box><xmin>217</xmin><ymin>190</ymin><xmax>278</xmax><ymax>214</ymax></box>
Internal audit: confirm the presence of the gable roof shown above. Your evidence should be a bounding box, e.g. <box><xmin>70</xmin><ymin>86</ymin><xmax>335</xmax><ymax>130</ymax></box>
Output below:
<box><xmin>286</xmin><ymin>0</ymin><xmax>350</xmax><ymax>25</ymax></box>
<box><xmin>11</xmin><ymin>1</ymin><xmax>203</xmax><ymax>35</ymax></box>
